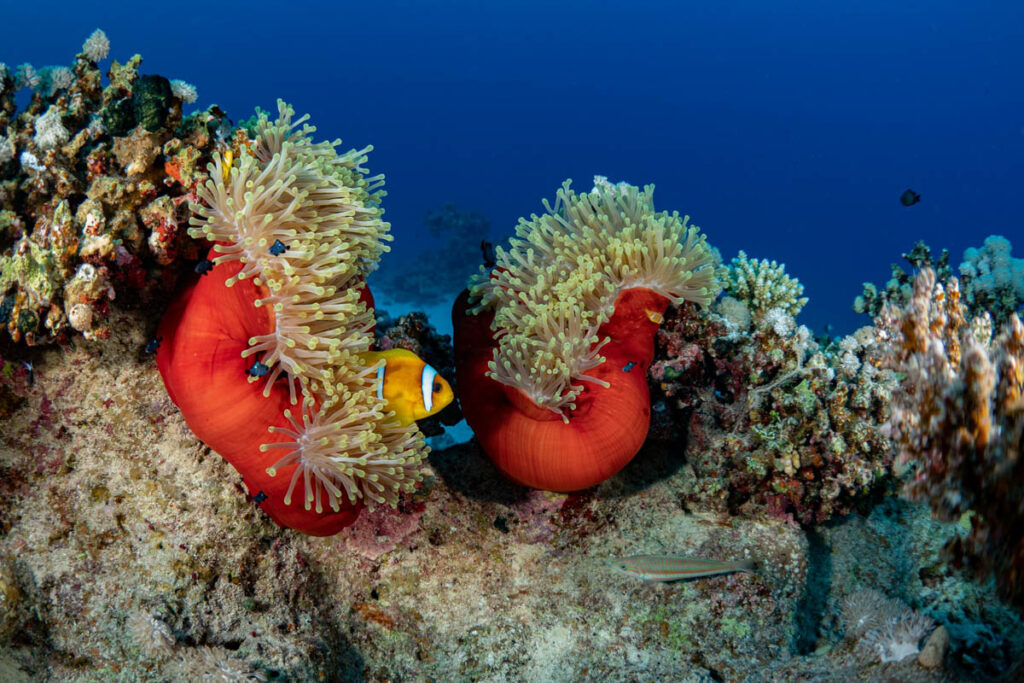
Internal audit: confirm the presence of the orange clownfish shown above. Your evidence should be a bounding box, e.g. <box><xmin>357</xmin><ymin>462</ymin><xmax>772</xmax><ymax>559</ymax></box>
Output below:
<box><xmin>360</xmin><ymin>349</ymin><xmax>454</xmax><ymax>426</ymax></box>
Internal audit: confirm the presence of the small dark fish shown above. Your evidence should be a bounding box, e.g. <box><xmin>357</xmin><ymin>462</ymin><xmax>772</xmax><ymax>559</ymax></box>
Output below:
<box><xmin>194</xmin><ymin>259</ymin><xmax>215</xmax><ymax>276</ymax></box>
<box><xmin>144</xmin><ymin>336</ymin><xmax>162</xmax><ymax>354</ymax></box>
<box><xmin>900</xmin><ymin>189</ymin><xmax>921</xmax><ymax>207</ymax></box>
<box><xmin>22</xmin><ymin>360</ymin><xmax>34</xmax><ymax>386</ymax></box>
<box><xmin>481</xmin><ymin>239</ymin><xmax>496</xmax><ymax>269</ymax></box>
<box><xmin>247</xmin><ymin>361</ymin><xmax>270</xmax><ymax>378</ymax></box>
<box><xmin>269</xmin><ymin>239</ymin><xmax>288</xmax><ymax>256</ymax></box>
<box><xmin>622</xmin><ymin>361</ymin><xmax>636</xmax><ymax>373</ymax></box>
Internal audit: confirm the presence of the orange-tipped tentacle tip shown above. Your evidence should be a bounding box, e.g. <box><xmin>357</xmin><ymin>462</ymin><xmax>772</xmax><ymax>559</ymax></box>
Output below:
<box><xmin>453</xmin><ymin>287</ymin><xmax>669</xmax><ymax>492</ymax></box>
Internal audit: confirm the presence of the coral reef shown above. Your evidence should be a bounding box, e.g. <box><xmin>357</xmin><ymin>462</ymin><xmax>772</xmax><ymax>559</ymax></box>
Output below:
<box><xmin>455</xmin><ymin>176</ymin><xmax>720</xmax><ymax>491</ymax></box>
<box><xmin>855</xmin><ymin>235</ymin><xmax>1024</xmax><ymax>325</ymax></box>
<box><xmin>0</xmin><ymin>323</ymin><xmax>816</xmax><ymax>679</ymax></box>
<box><xmin>3</xmin><ymin>262</ymin><xmax>1018</xmax><ymax>681</ymax></box>
<box><xmin>878</xmin><ymin>267</ymin><xmax>1024</xmax><ymax>609</ymax></box>
<box><xmin>819</xmin><ymin>497</ymin><xmax>1024</xmax><ymax>679</ymax></box>
<box><xmin>0</xmin><ymin>30</ymin><xmax>224</xmax><ymax>345</ymax></box>
<box><xmin>650</xmin><ymin>265</ymin><xmax>896</xmax><ymax>524</ymax></box>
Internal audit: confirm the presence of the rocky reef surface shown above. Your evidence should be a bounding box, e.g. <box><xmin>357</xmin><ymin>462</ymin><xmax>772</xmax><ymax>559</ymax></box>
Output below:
<box><xmin>1</xmin><ymin>303</ymin><xmax>1020</xmax><ymax>681</ymax></box>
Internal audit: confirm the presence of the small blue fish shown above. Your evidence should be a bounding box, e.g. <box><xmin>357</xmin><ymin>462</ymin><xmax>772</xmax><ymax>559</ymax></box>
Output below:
<box><xmin>247</xmin><ymin>361</ymin><xmax>270</xmax><ymax>378</ymax></box>
<box><xmin>622</xmin><ymin>361</ymin><xmax>636</xmax><ymax>373</ymax></box>
<box><xmin>269</xmin><ymin>239</ymin><xmax>288</xmax><ymax>256</ymax></box>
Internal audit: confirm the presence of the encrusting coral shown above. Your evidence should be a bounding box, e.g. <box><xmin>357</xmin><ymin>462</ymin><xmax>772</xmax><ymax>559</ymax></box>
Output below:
<box><xmin>157</xmin><ymin>101</ymin><xmax>433</xmax><ymax>535</ymax></box>
<box><xmin>454</xmin><ymin>176</ymin><xmax>720</xmax><ymax>491</ymax></box>
<box><xmin>878</xmin><ymin>267</ymin><xmax>1024</xmax><ymax>609</ymax></box>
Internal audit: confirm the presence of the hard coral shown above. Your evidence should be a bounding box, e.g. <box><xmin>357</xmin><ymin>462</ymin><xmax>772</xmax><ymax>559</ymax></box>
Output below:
<box><xmin>724</xmin><ymin>250</ymin><xmax>808</xmax><ymax>320</ymax></box>
<box><xmin>0</xmin><ymin>31</ymin><xmax>224</xmax><ymax>345</ymax></box>
<box><xmin>879</xmin><ymin>267</ymin><xmax>1024</xmax><ymax>608</ymax></box>
<box><xmin>455</xmin><ymin>176</ymin><xmax>720</xmax><ymax>491</ymax></box>
<box><xmin>651</xmin><ymin>287</ymin><xmax>896</xmax><ymax>525</ymax></box>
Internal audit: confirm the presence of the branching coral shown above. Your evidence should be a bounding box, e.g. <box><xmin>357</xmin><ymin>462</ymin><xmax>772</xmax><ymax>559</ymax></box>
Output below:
<box><xmin>959</xmin><ymin>235</ymin><xmax>1024</xmax><ymax>325</ymax></box>
<box><xmin>158</xmin><ymin>102</ymin><xmax>429</xmax><ymax>534</ymax></box>
<box><xmin>724</xmin><ymin>250</ymin><xmax>808</xmax><ymax>320</ymax></box>
<box><xmin>878</xmin><ymin>267</ymin><xmax>1024</xmax><ymax>607</ymax></box>
<box><xmin>455</xmin><ymin>176</ymin><xmax>720</xmax><ymax>491</ymax></box>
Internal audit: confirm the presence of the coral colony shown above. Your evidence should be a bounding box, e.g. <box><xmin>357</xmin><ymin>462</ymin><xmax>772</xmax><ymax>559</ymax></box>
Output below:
<box><xmin>1</xmin><ymin>31</ymin><xmax>1024</xmax><ymax>680</ymax></box>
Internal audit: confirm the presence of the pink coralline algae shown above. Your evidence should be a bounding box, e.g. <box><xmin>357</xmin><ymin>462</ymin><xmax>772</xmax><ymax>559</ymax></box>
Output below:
<box><xmin>879</xmin><ymin>267</ymin><xmax>1024</xmax><ymax>609</ymax></box>
<box><xmin>649</xmin><ymin>300</ymin><xmax>896</xmax><ymax>525</ymax></box>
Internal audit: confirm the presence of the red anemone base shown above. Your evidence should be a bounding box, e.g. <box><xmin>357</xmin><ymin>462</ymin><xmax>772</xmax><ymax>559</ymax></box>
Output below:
<box><xmin>156</xmin><ymin>252</ymin><xmax>362</xmax><ymax>535</ymax></box>
<box><xmin>453</xmin><ymin>287</ymin><xmax>668</xmax><ymax>491</ymax></box>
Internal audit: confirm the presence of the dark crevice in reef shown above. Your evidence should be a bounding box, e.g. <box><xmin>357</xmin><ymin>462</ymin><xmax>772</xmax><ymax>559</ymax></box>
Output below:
<box><xmin>793</xmin><ymin>525</ymin><xmax>832</xmax><ymax>655</ymax></box>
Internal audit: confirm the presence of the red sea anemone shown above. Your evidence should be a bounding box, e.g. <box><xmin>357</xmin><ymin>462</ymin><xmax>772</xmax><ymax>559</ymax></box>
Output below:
<box><xmin>454</xmin><ymin>178</ymin><xmax>720</xmax><ymax>492</ymax></box>
<box><xmin>155</xmin><ymin>101</ymin><xmax>429</xmax><ymax>535</ymax></box>
<box><xmin>454</xmin><ymin>286</ymin><xmax>670</xmax><ymax>491</ymax></box>
<box><xmin>157</xmin><ymin>255</ymin><xmax>361</xmax><ymax>535</ymax></box>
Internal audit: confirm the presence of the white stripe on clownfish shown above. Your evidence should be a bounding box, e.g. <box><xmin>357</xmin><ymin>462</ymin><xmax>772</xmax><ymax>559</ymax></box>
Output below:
<box><xmin>421</xmin><ymin>364</ymin><xmax>437</xmax><ymax>413</ymax></box>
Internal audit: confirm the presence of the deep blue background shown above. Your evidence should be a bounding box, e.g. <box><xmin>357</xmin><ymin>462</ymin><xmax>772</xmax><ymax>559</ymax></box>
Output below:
<box><xmin>5</xmin><ymin>0</ymin><xmax>1022</xmax><ymax>334</ymax></box>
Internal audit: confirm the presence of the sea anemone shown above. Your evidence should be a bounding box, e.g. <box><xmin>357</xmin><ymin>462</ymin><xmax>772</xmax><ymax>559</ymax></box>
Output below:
<box><xmin>454</xmin><ymin>177</ymin><xmax>720</xmax><ymax>491</ymax></box>
<box><xmin>157</xmin><ymin>101</ymin><xmax>426</xmax><ymax>535</ymax></box>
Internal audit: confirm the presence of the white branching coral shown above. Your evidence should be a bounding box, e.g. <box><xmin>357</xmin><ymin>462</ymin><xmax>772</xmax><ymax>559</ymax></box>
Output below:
<box><xmin>725</xmin><ymin>250</ymin><xmax>808</xmax><ymax>319</ymax></box>
<box><xmin>170</xmin><ymin>79</ymin><xmax>198</xmax><ymax>104</ymax></box>
<box><xmin>81</xmin><ymin>29</ymin><xmax>110</xmax><ymax>63</ymax></box>
<box><xmin>469</xmin><ymin>176</ymin><xmax>720</xmax><ymax>417</ymax></box>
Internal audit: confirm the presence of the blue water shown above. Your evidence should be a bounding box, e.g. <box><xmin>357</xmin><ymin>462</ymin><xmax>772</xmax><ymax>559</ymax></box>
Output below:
<box><xmin>6</xmin><ymin>0</ymin><xmax>1023</xmax><ymax>334</ymax></box>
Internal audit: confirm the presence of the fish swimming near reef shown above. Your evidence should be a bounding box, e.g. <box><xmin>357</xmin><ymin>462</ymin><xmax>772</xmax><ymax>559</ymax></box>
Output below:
<box><xmin>900</xmin><ymin>189</ymin><xmax>921</xmax><ymax>206</ymax></box>
<box><xmin>606</xmin><ymin>555</ymin><xmax>756</xmax><ymax>582</ymax></box>
<box><xmin>360</xmin><ymin>348</ymin><xmax>454</xmax><ymax>426</ymax></box>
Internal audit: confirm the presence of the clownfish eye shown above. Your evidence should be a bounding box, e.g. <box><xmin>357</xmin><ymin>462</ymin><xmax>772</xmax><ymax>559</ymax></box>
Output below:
<box><xmin>433</xmin><ymin>382</ymin><xmax>442</xmax><ymax>393</ymax></box>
